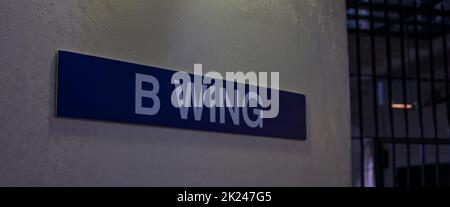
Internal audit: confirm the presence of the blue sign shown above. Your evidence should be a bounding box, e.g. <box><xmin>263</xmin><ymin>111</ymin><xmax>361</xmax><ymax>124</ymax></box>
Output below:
<box><xmin>56</xmin><ymin>50</ymin><xmax>306</xmax><ymax>140</ymax></box>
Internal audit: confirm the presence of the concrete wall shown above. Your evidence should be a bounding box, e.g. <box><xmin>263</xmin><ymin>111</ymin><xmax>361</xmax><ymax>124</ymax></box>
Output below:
<box><xmin>0</xmin><ymin>0</ymin><xmax>351</xmax><ymax>186</ymax></box>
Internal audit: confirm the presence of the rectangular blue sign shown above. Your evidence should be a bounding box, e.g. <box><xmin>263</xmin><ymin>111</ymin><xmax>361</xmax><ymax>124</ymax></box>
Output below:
<box><xmin>56</xmin><ymin>50</ymin><xmax>306</xmax><ymax>140</ymax></box>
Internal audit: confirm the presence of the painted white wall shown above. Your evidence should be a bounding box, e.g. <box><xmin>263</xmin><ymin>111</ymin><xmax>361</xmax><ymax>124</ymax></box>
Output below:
<box><xmin>0</xmin><ymin>0</ymin><xmax>350</xmax><ymax>186</ymax></box>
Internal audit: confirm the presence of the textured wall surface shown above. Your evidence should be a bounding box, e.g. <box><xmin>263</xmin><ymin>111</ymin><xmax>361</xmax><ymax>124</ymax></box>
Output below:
<box><xmin>0</xmin><ymin>0</ymin><xmax>350</xmax><ymax>186</ymax></box>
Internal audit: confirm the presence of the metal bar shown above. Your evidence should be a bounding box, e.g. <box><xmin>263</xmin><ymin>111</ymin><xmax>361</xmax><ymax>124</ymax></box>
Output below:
<box><xmin>413</xmin><ymin>0</ymin><xmax>427</xmax><ymax>187</ymax></box>
<box><xmin>378</xmin><ymin>138</ymin><xmax>450</xmax><ymax>145</ymax></box>
<box><xmin>347</xmin><ymin>1</ymin><xmax>450</xmax><ymax>17</ymax></box>
<box><xmin>349</xmin><ymin>74</ymin><xmax>450</xmax><ymax>83</ymax></box>
<box><xmin>348</xmin><ymin>29</ymin><xmax>441</xmax><ymax>39</ymax></box>
<box><xmin>442</xmin><ymin>1</ymin><xmax>450</xmax><ymax>183</ymax></box>
<box><xmin>442</xmin><ymin>1</ymin><xmax>450</xmax><ymax>122</ymax></box>
<box><xmin>355</xmin><ymin>0</ymin><xmax>366</xmax><ymax>188</ymax></box>
<box><xmin>398</xmin><ymin>0</ymin><xmax>411</xmax><ymax>187</ymax></box>
<box><xmin>384</xmin><ymin>0</ymin><xmax>396</xmax><ymax>187</ymax></box>
<box><xmin>369</xmin><ymin>0</ymin><xmax>380</xmax><ymax>187</ymax></box>
<box><xmin>347</xmin><ymin>14</ymin><xmax>450</xmax><ymax>28</ymax></box>
<box><xmin>426</xmin><ymin>4</ymin><xmax>441</xmax><ymax>187</ymax></box>
<box><xmin>374</xmin><ymin>139</ymin><xmax>385</xmax><ymax>187</ymax></box>
<box><xmin>352</xmin><ymin>136</ymin><xmax>450</xmax><ymax>143</ymax></box>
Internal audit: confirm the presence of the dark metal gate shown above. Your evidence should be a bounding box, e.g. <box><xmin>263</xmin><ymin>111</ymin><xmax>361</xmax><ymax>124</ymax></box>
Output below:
<box><xmin>347</xmin><ymin>0</ymin><xmax>450</xmax><ymax>187</ymax></box>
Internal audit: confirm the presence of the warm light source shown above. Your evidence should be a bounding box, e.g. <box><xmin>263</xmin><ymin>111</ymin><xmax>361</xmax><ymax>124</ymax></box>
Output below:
<box><xmin>391</xmin><ymin>103</ymin><xmax>414</xmax><ymax>110</ymax></box>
